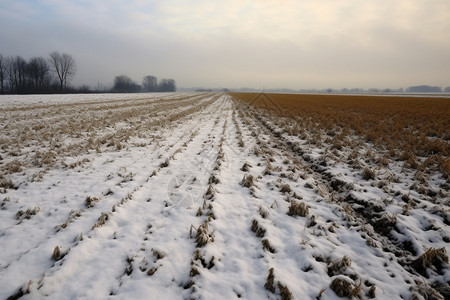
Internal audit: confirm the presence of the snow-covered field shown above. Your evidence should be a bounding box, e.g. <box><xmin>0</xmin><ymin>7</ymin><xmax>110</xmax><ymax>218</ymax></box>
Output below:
<box><xmin>0</xmin><ymin>93</ymin><xmax>448</xmax><ymax>299</ymax></box>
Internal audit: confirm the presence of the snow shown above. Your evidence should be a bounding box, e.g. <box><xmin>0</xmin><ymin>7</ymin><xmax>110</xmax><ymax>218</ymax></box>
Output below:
<box><xmin>0</xmin><ymin>92</ymin><xmax>448</xmax><ymax>299</ymax></box>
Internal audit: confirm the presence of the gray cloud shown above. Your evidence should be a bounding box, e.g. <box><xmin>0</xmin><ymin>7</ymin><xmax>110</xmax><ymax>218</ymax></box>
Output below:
<box><xmin>1</xmin><ymin>0</ymin><xmax>449</xmax><ymax>89</ymax></box>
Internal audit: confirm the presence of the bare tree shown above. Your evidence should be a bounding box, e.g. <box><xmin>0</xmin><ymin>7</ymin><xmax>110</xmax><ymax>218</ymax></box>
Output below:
<box><xmin>4</xmin><ymin>57</ymin><xmax>12</xmax><ymax>92</ymax></box>
<box><xmin>48</xmin><ymin>51</ymin><xmax>76</xmax><ymax>92</ymax></box>
<box><xmin>167</xmin><ymin>79</ymin><xmax>176</xmax><ymax>92</ymax></box>
<box><xmin>0</xmin><ymin>54</ymin><xmax>5</xmax><ymax>94</ymax></box>
<box><xmin>113</xmin><ymin>75</ymin><xmax>140</xmax><ymax>93</ymax></box>
<box><xmin>142</xmin><ymin>75</ymin><xmax>157</xmax><ymax>92</ymax></box>
<box><xmin>158</xmin><ymin>78</ymin><xmax>176</xmax><ymax>92</ymax></box>
<box><xmin>7</xmin><ymin>56</ymin><xmax>28</xmax><ymax>93</ymax></box>
<box><xmin>0</xmin><ymin>54</ymin><xmax>6</xmax><ymax>94</ymax></box>
<box><xmin>28</xmin><ymin>57</ymin><xmax>50</xmax><ymax>92</ymax></box>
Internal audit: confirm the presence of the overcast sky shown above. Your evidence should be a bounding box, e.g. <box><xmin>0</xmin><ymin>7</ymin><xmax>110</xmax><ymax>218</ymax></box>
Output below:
<box><xmin>1</xmin><ymin>0</ymin><xmax>450</xmax><ymax>90</ymax></box>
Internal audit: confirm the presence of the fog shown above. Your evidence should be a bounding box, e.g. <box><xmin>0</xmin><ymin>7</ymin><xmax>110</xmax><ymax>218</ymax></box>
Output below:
<box><xmin>1</xmin><ymin>0</ymin><xmax>449</xmax><ymax>90</ymax></box>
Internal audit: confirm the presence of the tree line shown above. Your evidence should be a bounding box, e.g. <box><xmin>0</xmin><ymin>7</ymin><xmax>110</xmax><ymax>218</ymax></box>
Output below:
<box><xmin>113</xmin><ymin>75</ymin><xmax>176</xmax><ymax>93</ymax></box>
<box><xmin>0</xmin><ymin>52</ymin><xmax>177</xmax><ymax>94</ymax></box>
<box><xmin>0</xmin><ymin>52</ymin><xmax>76</xmax><ymax>94</ymax></box>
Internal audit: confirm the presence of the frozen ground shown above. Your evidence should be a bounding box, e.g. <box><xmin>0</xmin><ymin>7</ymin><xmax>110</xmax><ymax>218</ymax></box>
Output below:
<box><xmin>0</xmin><ymin>93</ymin><xmax>448</xmax><ymax>299</ymax></box>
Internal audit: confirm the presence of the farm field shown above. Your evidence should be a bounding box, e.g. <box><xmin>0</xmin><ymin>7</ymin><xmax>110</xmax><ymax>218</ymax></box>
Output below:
<box><xmin>0</xmin><ymin>92</ymin><xmax>449</xmax><ymax>299</ymax></box>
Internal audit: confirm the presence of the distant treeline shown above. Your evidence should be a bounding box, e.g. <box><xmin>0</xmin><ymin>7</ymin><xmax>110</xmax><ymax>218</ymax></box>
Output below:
<box><xmin>0</xmin><ymin>52</ymin><xmax>177</xmax><ymax>95</ymax></box>
<box><xmin>229</xmin><ymin>85</ymin><xmax>450</xmax><ymax>94</ymax></box>
<box><xmin>0</xmin><ymin>52</ymin><xmax>76</xmax><ymax>94</ymax></box>
<box><xmin>405</xmin><ymin>85</ymin><xmax>448</xmax><ymax>93</ymax></box>
<box><xmin>332</xmin><ymin>85</ymin><xmax>450</xmax><ymax>94</ymax></box>
<box><xmin>113</xmin><ymin>75</ymin><xmax>176</xmax><ymax>93</ymax></box>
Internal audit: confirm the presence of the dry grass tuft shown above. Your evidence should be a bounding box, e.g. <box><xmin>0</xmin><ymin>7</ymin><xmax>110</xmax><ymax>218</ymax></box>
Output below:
<box><xmin>262</xmin><ymin>238</ymin><xmax>276</xmax><ymax>253</ymax></box>
<box><xmin>278</xmin><ymin>282</ymin><xmax>293</xmax><ymax>300</ymax></box>
<box><xmin>306</xmin><ymin>215</ymin><xmax>317</xmax><ymax>228</ymax></box>
<box><xmin>240</xmin><ymin>162</ymin><xmax>252</xmax><ymax>172</ymax></box>
<box><xmin>208</xmin><ymin>174</ymin><xmax>220</xmax><ymax>185</ymax></box>
<box><xmin>440</xmin><ymin>158</ymin><xmax>450</xmax><ymax>178</ymax></box>
<box><xmin>42</xmin><ymin>151</ymin><xmax>56</xmax><ymax>165</ymax></box>
<box><xmin>0</xmin><ymin>177</ymin><xmax>15</xmax><ymax>189</ymax></box>
<box><xmin>16</xmin><ymin>207</ymin><xmax>40</xmax><ymax>221</ymax></box>
<box><xmin>151</xmin><ymin>248</ymin><xmax>166</xmax><ymax>260</ymax></box>
<box><xmin>264</xmin><ymin>268</ymin><xmax>276</xmax><ymax>293</ymax></box>
<box><xmin>362</xmin><ymin>167</ymin><xmax>376</xmax><ymax>180</ymax></box>
<box><xmin>84</xmin><ymin>196</ymin><xmax>99</xmax><ymax>208</ymax></box>
<box><xmin>1</xmin><ymin>197</ymin><xmax>10</xmax><ymax>208</ymax></box>
<box><xmin>92</xmin><ymin>212</ymin><xmax>109</xmax><ymax>229</ymax></box>
<box><xmin>411</xmin><ymin>280</ymin><xmax>445</xmax><ymax>300</ymax></box>
<box><xmin>183</xmin><ymin>280</ymin><xmax>195</xmax><ymax>290</ymax></box>
<box><xmin>317</xmin><ymin>287</ymin><xmax>327</xmax><ymax>299</ymax></box>
<box><xmin>125</xmin><ymin>256</ymin><xmax>134</xmax><ymax>276</ymax></box>
<box><xmin>204</xmin><ymin>184</ymin><xmax>215</xmax><ymax>200</ymax></box>
<box><xmin>57</xmin><ymin>209</ymin><xmax>82</xmax><ymax>230</ymax></box>
<box><xmin>251</xmin><ymin>219</ymin><xmax>266</xmax><ymax>238</ymax></box>
<box><xmin>190</xmin><ymin>266</ymin><xmax>200</xmax><ymax>277</ymax></box>
<box><xmin>330</xmin><ymin>277</ymin><xmax>361</xmax><ymax>298</ymax></box>
<box><xmin>372</xmin><ymin>213</ymin><xmax>397</xmax><ymax>235</ymax></box>
<box><xmin>147</xmin><ymin>267</ymin><xmax>157</xmax><ymax>276</ymax></box>
<box><xmin>241</xmin><ymin>174</ymin><xmax>255</xmax><ymax>188</ymax></box>
<box><xmin>253</xmin><ymin>146</ymin><xmax>261</xmax><ymax>156</ymax></box>
<box><xmin>264</xmin><ymin>268</ymin><xmax>292</xmax><ymax>299</ymax></box>
<box><xmin>193</xmin><ymin>249</ymin><xmax>215</xmax><ymax>269</ymax></box>
<box><xmin>52</xmin><ymin>246</ymin><xmax>61</xmax><ymax>261</ymax></box>
<box><xmin>52</xmin><ymin>246</ymin><xmax>67</xmax><ymax>261</ymax></box>
<box><xmin>7</xmin><ymin>280</ymin><xmax>33</xmax><ymax>300</ymax></box>
<box><xmin>159</xmin><ymin>158</ymin><xmax>169</xmax><ymax>168</ymax></box>
<box><xmin>196</xmin><ymin>231</ymin><xmax>209</xmax><ymax>248</ymax></box>
<box><xmin>367</xmin><ymin>285</ymin><xmax>376</xmax><ymax>298</ymax></box>
<box><xmin>264</xmin><ymin>161</ymin><xmax>273</xmax><ymax>175</ymax></box>
<box><xmin>287</xmin><ymin>200</ymin><xmax>309</xmax><ymax>217</ymax></box>
<box><xmin>258</xmin><ymin>206</ymin><xmax>269</xmax><ymax>219</ymax></box>
<box><xmin>327</xmin><ymin>256</ymin><xmax>352</xmax><ymax>276</ymax></box>
<box><xmin>412</xmin><ymin>247</ymin><xmax>449</xmax><ymax>276</ymax></box>
<box><xmin>280</xmin><ymin>184</ymin><xmax>292</xmax><ymax>194</ymax></box>
<box><xmin>351</xmin><ymin>280</ymin><xmax>362</xmax><ymax>298</ymax></box>
<box><xmin>330</xmin><ymin>179</ymin><xmax>347</xmax><ymax>192</ymax></box>
<box><xmin>196</xmin><ymin>207</ymin><xmax>203</xmax><ymax>217</ymax></box>
<box><xmin>4</xmin><ymin>160</ymin><xmax>23</xmax><ymax>174</ymax></box>
<box><xmin>195</xmin><ymin>221</ymin><xmax>213</xmax><ymax>247</ymax></box>
<box><xmin>121</xmin><ymin>172</ymin><xmax>134</xmax><ymax>183</ymax></box>
<box><xmin>304</xmin><ymin>182</ymin><xmax>314</xmax><ymax>189</ymax></box>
